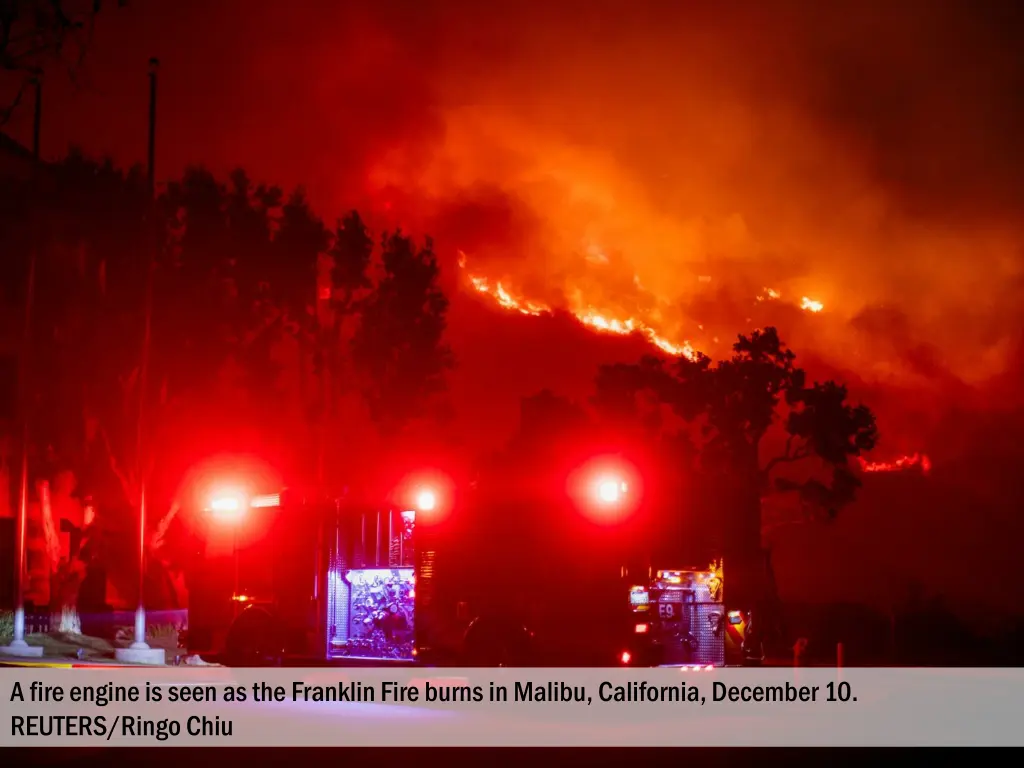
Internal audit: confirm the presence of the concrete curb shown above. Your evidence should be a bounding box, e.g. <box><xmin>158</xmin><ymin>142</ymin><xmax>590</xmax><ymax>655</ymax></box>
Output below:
<box><xmin>0</xmin><ymin>658</ymin><xmax>165</xmax><ymax>668</ymax></box>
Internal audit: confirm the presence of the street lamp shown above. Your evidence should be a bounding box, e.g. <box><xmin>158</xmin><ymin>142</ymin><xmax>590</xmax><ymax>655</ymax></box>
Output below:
<box><xmin>113</xmin><ymin>58</ymin><xmax>165</xmax><ymax>666</ymax></box>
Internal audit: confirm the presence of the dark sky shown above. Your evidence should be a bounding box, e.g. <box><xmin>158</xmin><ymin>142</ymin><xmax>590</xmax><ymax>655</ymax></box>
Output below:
<box><xmin>5</xmin><ymin>0</ymin><xmax>1024</xmax><ymax>615</ymax></box>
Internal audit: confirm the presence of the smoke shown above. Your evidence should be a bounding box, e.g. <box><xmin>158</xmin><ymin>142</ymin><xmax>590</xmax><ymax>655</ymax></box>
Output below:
<box><xmin>28</xmin><ymin>0</ymin><xmax>1018</xmax><ymax>431</ymax></box>
<box><xmin>367</xmin><ymin>0</ymin><xmax>1024</xmax><ymax>389</ymax></box>
<box><xmin>49</xmin><ymin>1</ymin><xmax>1022</xmax><ymax>390</ymax></box>
<box><xmin>20</xmin><ymin>0</ymin><xmax>1021</xmax><ymax>612</ymax></box>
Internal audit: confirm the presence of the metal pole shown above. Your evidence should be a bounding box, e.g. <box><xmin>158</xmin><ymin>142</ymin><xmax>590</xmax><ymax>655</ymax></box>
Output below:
<box><xmin>3</xmin><ymin>78</ymin><xmax>45</xmax><ymax>657</ymax></box>
<box><xmin>375</xmin><ymin>510</ymin><xmax>381</xmax><ymax>568</ymax></box>
<box><xmin>129</xmin><ymin>58</ymin><xmax>159</xmax><ymax>653</ymax></box>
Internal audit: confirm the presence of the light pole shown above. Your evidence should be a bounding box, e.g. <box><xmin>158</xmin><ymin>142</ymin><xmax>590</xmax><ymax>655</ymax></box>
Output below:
<box><xmin>1</xmin><ymin>75</ymin><xmax>45</xmax><ymax>658</ymax></box>
<box><xmin>114</xmin><ymin>58</ymin><xmax>165</xmax><ymax>664</ymax></box>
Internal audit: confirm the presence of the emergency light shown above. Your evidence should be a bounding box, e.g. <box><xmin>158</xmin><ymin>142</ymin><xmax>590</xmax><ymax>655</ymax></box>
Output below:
<box><xmin>415</xmin><ymin>489</ymin><xmax>437</xmax><ymax>512</ymax></box>
<box><xmin>209</xmin><ymin>496</ymin><xmax>241</xmax><ymax>512</ymax></box>
<box><xmin>206</xmin><ymin>491</ymin><xmax>281</xmax><ymax>521</ymax></box>
<box><xmin>206</xmin><ymin>489</ymin><xmax>249</xmax><ymax>522</ymax></box>
<box><xmin>595</xmin><ymin>477</ymin><xmax>628</xmax><ymax>504</ymax></box>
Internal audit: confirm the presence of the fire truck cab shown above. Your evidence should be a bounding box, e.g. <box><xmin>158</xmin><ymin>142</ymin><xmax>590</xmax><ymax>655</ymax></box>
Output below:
<box><xmin>620</xmin><ymin>566</ymin><xmax>755</xmax><ymax>668</ymax></box>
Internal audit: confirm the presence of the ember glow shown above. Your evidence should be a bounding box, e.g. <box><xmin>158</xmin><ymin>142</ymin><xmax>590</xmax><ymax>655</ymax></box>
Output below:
<box><xmin>858</xmin><ymin>453</ymin><xmax>932</xmax><ymax>475</ymax></box>
<box><xmin>757</xmin><ymin>288</ymin><xmax>823</xmax><ymax>313</ymax></box>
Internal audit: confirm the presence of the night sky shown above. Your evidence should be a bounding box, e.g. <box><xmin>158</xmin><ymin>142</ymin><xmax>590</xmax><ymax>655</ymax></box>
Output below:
<box><xmin>4</xmin><ymin>0</ymin><xmax>1024</xmax><ymax>617</ymax></box>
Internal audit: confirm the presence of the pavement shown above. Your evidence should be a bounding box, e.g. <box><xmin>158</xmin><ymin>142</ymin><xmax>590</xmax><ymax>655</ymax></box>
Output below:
<box><xmin>0</xmin><ymin>645</ymin><xmax>190</xmax><ymax>668</ymax></box>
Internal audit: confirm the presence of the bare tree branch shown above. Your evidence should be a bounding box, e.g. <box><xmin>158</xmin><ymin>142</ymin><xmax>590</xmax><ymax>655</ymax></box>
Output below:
<box><xmin>1</xmin><ymin>0</ymin><xmax>125</xmax><ymax>124</ymax></box>
<box><xmin>150</xmin><ymin>499</ymin><xmax>179</xmax><ymax>553</ymax></box>
<box><xmin>0</xmin><ymin>68</ymin><xmax>31</xmax><ymax>125</ymax></box>
<box><xmin>762</xmin><ymin>434</ymin><xmax>811</xmax><ymax>477</ymax></box>
<box><xmin>97</xmin><ymin>422</ymin><xmax>135</xmax><ymax>507</ymax></box>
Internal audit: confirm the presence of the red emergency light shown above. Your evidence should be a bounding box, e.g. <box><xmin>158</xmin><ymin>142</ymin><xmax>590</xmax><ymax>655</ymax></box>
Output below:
<box><xmin>391</xmin><ymin>469</ymin><xmax>455</xmax><ymax>522</ymax></box>
<box><xmin>207</xmin><ymin>490</ymin><xmax>247</xmax><ymax>522</ymax></box>
<box><xmin>415</xmin><ymin>488</ymin><xmax>437</xmax><ymax>512</ymax></box>
<box><xmin>595</xmin><ymin>476</ymin><xmax>628</xmax><ymax>505</ymax></box>
<box><xmin>568</xmin><ymin>456</ymin><xmax>640</xmax><ymax>524</ymax></box>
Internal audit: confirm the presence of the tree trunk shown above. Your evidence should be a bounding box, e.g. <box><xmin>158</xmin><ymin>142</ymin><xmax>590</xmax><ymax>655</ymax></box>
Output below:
<box><xmin>722</xmin><ymin>469</ymin><xmax>765</xmax><ymax>606</ymax></box>
<box><xmin>39</xmin><ymin>479</ymin><xmax>84</xmax><ymax>636</ymax></box>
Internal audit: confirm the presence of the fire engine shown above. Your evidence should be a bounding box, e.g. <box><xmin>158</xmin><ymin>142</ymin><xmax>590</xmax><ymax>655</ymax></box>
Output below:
<box><xmin>182</xmin><ymin>458</ymin><xmax>759</xmax><ymax>667</ymax></box>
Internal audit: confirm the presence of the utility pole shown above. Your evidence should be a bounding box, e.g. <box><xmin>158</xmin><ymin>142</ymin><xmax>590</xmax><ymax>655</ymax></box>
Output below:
<box><xmin>1</xmin><ymin>75</ymin><xmax>45</xmax><ymax>658</ymax></box>
<box><xmin>115</xmin><ymin>57</ymin><xmax>165</xmax><ymax>665</ymax></box>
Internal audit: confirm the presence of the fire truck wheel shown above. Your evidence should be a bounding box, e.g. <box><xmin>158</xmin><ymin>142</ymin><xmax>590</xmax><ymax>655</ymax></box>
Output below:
<box><xmin>225</xmin><ymin>608</ymin><xmax>284</xmax><ymax>667</ymax></box>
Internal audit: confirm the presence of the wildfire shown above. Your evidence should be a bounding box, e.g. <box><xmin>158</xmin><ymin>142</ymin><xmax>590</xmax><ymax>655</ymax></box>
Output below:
<box><xmin>858</xmin><ymin>453</ymin><xmax>932</xmax><ymax>475</ymax></box>
<box><xmin>468</xmin><ymin>275</ymin><xmax>549</xmax><ymax>316</ymax></box>
<box><xmin>458</xmin><ymin>253</ymin><xmax>696</xmax><ymax>359</ymax></box>
<box><xmin>756</xmin><ymin>288</ymin><xmax>823</xmax><ymax>313</ymax></box>
<box><xmin>458</xmin><ymin>254</ymin><xmax>929</xmax><ymax>478</ymax></box>
<box><xmin>458</xmin><ymin>257</ymin><xmax>827</xmax><ymax>359</ymax></box>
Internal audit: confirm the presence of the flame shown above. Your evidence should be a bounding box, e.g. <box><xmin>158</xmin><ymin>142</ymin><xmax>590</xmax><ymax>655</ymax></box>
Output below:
<box><xmin>468</xmin><ymin>275</ymin><xmax>549</xmax><ymax>316</ymax></box>
<box><xmin>459</xmin><ymin>254</ymin><xmax>696</xmax><ymax>359</ymax></box>
<box><xmin>858</xmin><ymin>453</ymin><xmax>932</xmax><ymax>475</ymax></box>
<box><xmin>756</xmin><ymin>288</ymin><xmax>822</xmax><ymax>313</ymax></box>
<box><xmin>458</xmin><ymin>254</ymin><xmax>929</xmax><ymax>477</ymax></box>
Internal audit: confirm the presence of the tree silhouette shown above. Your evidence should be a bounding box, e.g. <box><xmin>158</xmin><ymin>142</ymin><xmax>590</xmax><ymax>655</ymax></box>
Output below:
<box><xmin>595</xmin><ymin>327</ymin><xmax>878</xmax><ymax>616</ymax></box>
<box><xmin>1</xmin><ymin>147</ymin><xmax>457</xmax><ymax>612</ymax></box>
<box><xmin>514</xmin><ymin>389</ymin><xmax>589</xmax><ymax>451</ymax></box>
<box><xmin>352</xmin><ymin>231</ymin><xmax>453</xmax><ymax>434</ymax></box>
<box><xmin>330</xmin><ymin>211</ymin><xmax>373</xmax><ymax>311</ymax></box>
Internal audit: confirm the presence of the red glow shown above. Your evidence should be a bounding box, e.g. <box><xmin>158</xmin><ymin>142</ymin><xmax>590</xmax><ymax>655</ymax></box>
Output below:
<box><xmin>634</xmin><ymin>623</ymin><xmax>648</xmax><ymax>634</ymax></box>
<box><xmin>620</xmin><ymin>650</ymin><xmax>632</xmax><ymax>664</ymax></box>
<box><xmin>391</xmin><ymin>469</ymin><xmax>456</xmax><ymax>523</ymax></box>
<box><xmin>568</xmin><ymin>456</ymin><xmax>641</xmax><ymax>524</ymax></box>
